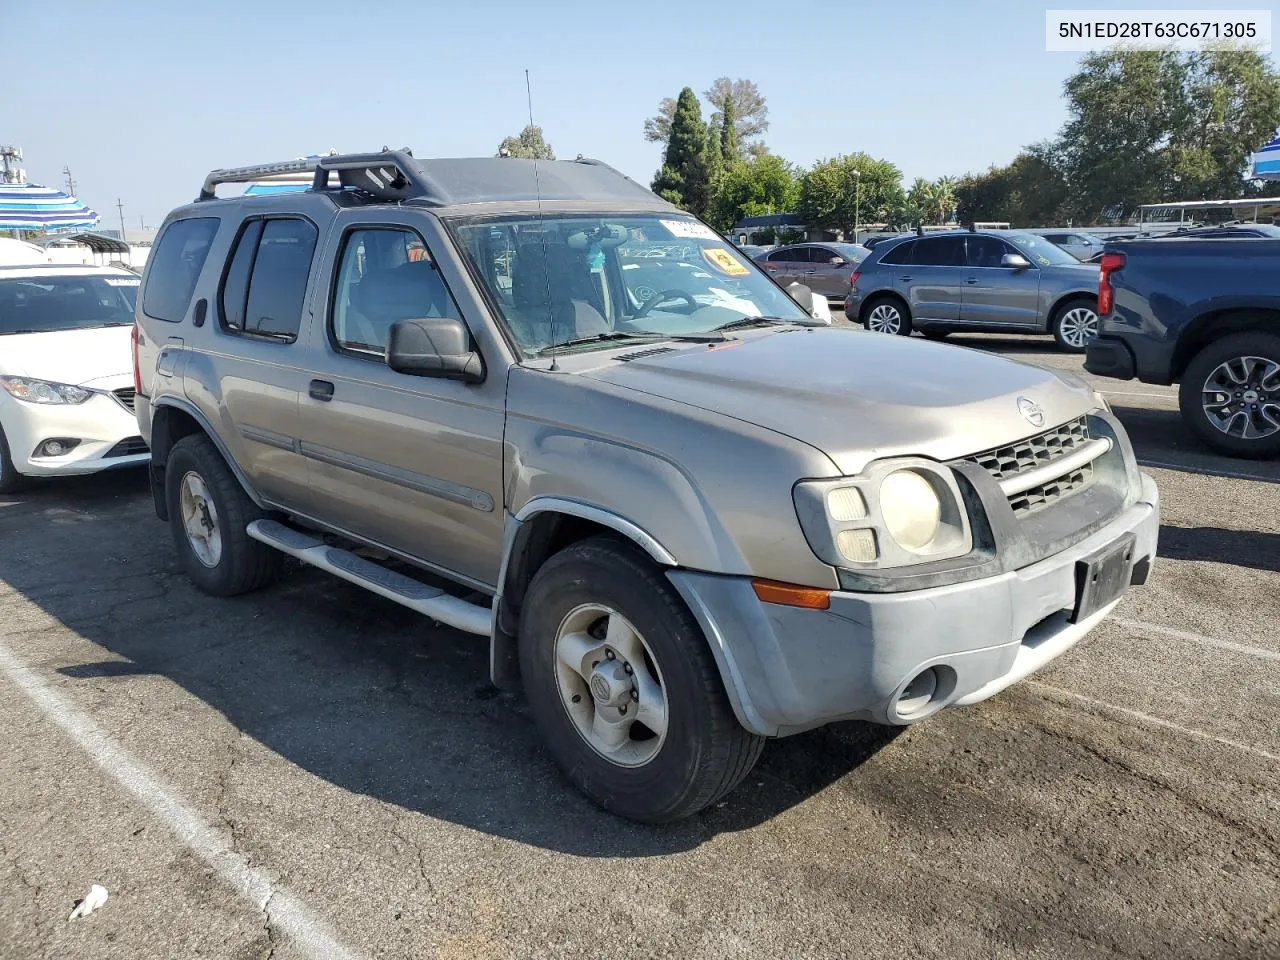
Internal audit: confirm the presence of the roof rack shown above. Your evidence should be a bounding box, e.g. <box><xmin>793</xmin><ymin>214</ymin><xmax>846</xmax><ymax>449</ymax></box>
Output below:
<box><xmin>199</xmin><ymin>150</ymin><xmax>431</xmax><ymax>203</ymax></box>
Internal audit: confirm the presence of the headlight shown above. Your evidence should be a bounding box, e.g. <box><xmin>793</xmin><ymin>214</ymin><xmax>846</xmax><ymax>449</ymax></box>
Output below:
<box><xmin>0</xmin><ymin>376</ymin><xmax>93</xmax><ymax>405</ymax></box>
<box><xmin>880</xmin><ymin>470</ymin><xmax>941</xmax><ymax>551</ymax></box>
<box><xmin>793</xmin><ymin>459</ymin><xmax>974</xmax><ymax>569</ymax></box>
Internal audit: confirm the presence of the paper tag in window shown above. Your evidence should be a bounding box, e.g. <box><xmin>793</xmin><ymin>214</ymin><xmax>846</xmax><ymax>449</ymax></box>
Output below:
<box><xmin>660</xmin><ymin>219</ymin><xmax>720</xmax><ymax>241</ymax></box>
<box><xmin>105</xmin><ymin>278</ymin><xmax>140</xmax><ymax>286</ymax></box>
<box><xmin>701</xmin><ymin>246</ymin><xmax>749</xmax><ymax>276</ymax></box>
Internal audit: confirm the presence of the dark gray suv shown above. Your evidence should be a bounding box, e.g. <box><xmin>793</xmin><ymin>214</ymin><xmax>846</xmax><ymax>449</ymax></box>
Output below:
<box><xmin>846</xmin><ymin>231</ymin><xmax>1102</xmax><ymax>352</ymax></box>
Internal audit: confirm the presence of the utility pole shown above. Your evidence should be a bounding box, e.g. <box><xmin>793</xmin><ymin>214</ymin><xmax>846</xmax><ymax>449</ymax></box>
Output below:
<box><xmin>63</xmin><ymin>165</ymin><xmax>76</xmax><ymax>197</ymax></box>
<box><xmin>116</xmin><ymin>198</ymin><xmax>126</xmax><ymax>240</ymax></box>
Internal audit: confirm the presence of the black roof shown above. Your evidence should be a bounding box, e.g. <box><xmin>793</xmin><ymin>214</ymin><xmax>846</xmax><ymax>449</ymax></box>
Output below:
<box><xmin>199</xmin><ymin>150</ymin><xmax>673</xmax><ymax>211</ymax></box>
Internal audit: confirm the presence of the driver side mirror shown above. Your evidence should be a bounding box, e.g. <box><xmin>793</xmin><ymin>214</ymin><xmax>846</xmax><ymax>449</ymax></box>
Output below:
<box><xmin>1001</xmin><ymin>252</ymin><xmax>1032</xmax><ymax>270</ymax></box>
<box><xmin>387</xmin><ymin>317</ymin><xmax>484</xmax><ymax>383</ymax></box>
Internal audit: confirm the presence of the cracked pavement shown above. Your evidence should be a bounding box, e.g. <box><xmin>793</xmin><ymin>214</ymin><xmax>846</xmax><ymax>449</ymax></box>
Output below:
<box><xmin>1</xmin><ymin>332</ymin><xmax>1278</xmax><ymax>959</ymax></box>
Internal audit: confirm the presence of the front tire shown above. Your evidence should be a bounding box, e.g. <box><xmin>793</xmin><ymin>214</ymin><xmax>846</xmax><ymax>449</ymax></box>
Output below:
<box><xmin>919</xmin><ymin>328</ymin><xmax>950</xmax><ymax>341</ymax></box>
<box><xmin>1051</xmin><ymin>297</ymin><xmax>1099</xmax><ymax>353</ymax></box>
<box><xmin>518</xmin><ymin>537</ymin><xmax>764</xmax><ymax>823</ymax></box>
<box><xmin>862</xmin><ymin>295</ymin><xmax>912</xmax><ymax>336</ymax></box>
<box><xmin>1179</xmin><ymin>332</ymin><xmax>1280</xmax><ymax>460</ymax></box>
<box><xmin>165</xmin><ymin>434</ymin><xmax>282</xmax><ymax>596</ymax></box>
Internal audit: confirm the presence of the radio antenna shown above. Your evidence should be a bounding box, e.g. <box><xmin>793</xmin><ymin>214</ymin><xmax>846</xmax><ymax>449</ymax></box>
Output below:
<box><xmin>526</xmin><ymin>69</ymin><xmax>557</xmax><ymax>372</ymax></box>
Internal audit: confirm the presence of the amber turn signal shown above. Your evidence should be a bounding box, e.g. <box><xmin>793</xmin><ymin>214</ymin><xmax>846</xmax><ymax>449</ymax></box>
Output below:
<box><xmin>751</xmin><ymin>579</ymin><xmax>831</xmax><ymax>610</ymax></box>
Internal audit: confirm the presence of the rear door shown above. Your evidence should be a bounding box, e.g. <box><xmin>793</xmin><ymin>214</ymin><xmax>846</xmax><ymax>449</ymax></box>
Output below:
<box><xmin>190</xmin><ymin>214</ymin><xmax>319</xmax><ymax>509</ymax></box>
<box><xmin>959</xmin><ymin>235</ymin><xmax>1041</xmax><ymax>327</ymax></box>
<box><xmin>896</xmin><ymin>236</ymin><xmax>963</xmax><ymax>321</ymax></box>
<box><xmin>761</xmin><ymin>246</ymin><xmax>801</xmax><ymax>286</ymax></box>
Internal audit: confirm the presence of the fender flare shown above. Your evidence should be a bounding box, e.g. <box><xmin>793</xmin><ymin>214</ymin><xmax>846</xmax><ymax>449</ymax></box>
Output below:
<box><xmin>151</xmin><ymin>396</ymin><xmax>266</xmax><ymax>509</ymax></box>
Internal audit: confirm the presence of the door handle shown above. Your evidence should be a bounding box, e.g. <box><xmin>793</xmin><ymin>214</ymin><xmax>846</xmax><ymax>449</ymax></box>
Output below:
<box><xmin>965</xmin><ymin>277</ymin><xmax>980</xmax><ymax>284</ymax></box>
<box><xmin>898</xmin><ymin>275</ymin><xmax>913</xmax><ymax>282</ymax></box>
<box><xmin>309</xmin><ymin>379</ymin><xmax>335</xmax><ymax>402</ymax></box>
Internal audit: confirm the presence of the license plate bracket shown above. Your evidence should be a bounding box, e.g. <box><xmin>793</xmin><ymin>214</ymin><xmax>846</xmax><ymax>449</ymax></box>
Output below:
<box><xmin>1071</xmin><ymin>534</ymin><xmax>1136</xmax><ymax>623</ymax></box>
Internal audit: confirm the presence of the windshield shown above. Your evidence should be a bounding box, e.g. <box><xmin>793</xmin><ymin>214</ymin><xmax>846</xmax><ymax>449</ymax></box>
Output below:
<box><xmin>450</xmin><ymin>214</ymin><xmax>811</xmax><ymax>357</ymax></box>
<box><xmin>1004</xmin><ymin>232</ymin><xmax>1084</xmax><ymax>266</ymax></box>
<box><xmin>0</xmin><ymin>274</ymin><xmax>139</xmax><ymax>335</ymax></box>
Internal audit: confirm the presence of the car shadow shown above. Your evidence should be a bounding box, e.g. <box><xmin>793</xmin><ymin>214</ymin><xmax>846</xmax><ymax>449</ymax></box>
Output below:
<box><xmin>1106</xmin><ymin>404</ymin><xmax>1280</xmax><ymax>484</ymax></box>
<box><xmin>1</xmin><ymin>472</ymin><xmax>900</xmax><ymax>857</ymax></box>
<box><xmin>1158</xmin><ymin>524</ymin><xmax>1280</xmax><ymax>573</ymax></box>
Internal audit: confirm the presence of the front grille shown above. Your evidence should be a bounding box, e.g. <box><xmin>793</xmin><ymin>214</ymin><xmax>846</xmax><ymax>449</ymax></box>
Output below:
<box><xmin>112</xmin><ymin>387</ymin><xmax>137</xmax><ymax>412</ymax></box>
<box><xmin>103</xmin><ymin>436</ymin><xmax>149</xmax><ymax>458</ymax></box>
<box><xmin>967</xmin><ymin>416</ymin><xmax>1090</xmax><ymax>480</ymax></box>
<box><xmin>1007</xmin><ymin>466</ymin><xmax>1093</xmax><ymax>516</ymax></box>
<box><xmin>966</xmin><ymin>416</ymin><xmax>1098</xmax><ymax>518</ymax></box>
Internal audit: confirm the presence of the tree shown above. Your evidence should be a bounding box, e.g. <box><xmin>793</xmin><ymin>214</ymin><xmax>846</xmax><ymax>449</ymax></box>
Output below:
<box><xmin>644</xmin><ymin>77</ymin><xmax>769</xmax><ymax>151</ymax></box>
<box><xmin>905</xmin><ymin>176</ymin><xmax>957</xmax><ymax>225</ymax></box>
<box><xmin>704</xmin><ymin>114</ymin><xmax>724</xmax><ymax>187</ymax></box>
<box><xmin>651</xmin><ymin>88</ymin><xmax>713</xmax><ymax>216</ymax></box>
<box><xmin>1058</xmin><ymin>49</ymin><xmax>1280</xmax><ymax>221</ymax></box>
<box><xmin>719</xmin><ymin>96</ymin><xmax>740</xmax><ymax>165</ymax></box>
<box><xmin>798</xmin><ymin>154</ymin><xmax>904</xmax><ymax>235</ymax></box>
<box><xmin>955</xmin><ymin>143</ymin><xmax>1070</xmax><ymax>226</ymax></box>
<box><xmin>707</xmin><ymin>154</ymin><xmax>799</xmax><ymax>232</ymax></box>
<box><xmin>496</xmin><ymin>124</ymin><xmax>554</xmax><ymax>160</ymax></box>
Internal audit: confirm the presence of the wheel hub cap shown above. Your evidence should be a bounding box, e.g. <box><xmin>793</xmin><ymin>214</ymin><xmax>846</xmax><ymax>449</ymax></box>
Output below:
<box><xmin>179</xmin><ymin>471</ymin><xmax>222</xmax><ymax>568</ymax></box>
<box><xmin>553</xmin><ymin>604</ymin><xmax>669</xmax><ymax>768</ymax></box>
<box><xmin>1059</xmin><ymin>307</ymin><xmax>1098</xmax><ymax>348</ymax></box>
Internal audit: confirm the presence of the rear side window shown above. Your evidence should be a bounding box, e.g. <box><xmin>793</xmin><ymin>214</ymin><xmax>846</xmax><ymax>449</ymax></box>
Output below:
<box><xmin>912</xmin><ymin>236</ymin><xmax>965</xmax><ymax>266</ymax></box>
<box><xmin>878</xmin><ymin>240</ymin><xmax>915</xmax><ymax>265</ymax></box>
<box><xmin>143</xmin><ymin>217</ymin><xmax>219</xmax><ymax>322</ymax></box>
<box><xmin>219</xmin><ymin>217</ymin><xmax>318</xmax><ymax>340</ymax></box>
<box><xmin>769</xmin><ymin>248</ymin><xmax>801</xmax><ymax>262</ymax></box>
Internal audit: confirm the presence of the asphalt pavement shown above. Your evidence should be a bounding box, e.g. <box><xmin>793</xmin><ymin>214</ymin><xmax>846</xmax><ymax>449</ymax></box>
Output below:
<box><xmin>1</xmin><ymin>326</ymin><xmax>1277</xmax><ymax>960</ymax></box>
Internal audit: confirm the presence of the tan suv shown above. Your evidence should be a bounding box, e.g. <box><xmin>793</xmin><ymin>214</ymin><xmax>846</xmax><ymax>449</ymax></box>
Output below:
<box><xmin>134</xmin><ymin>151</ymin><xmax>1160</xmax><ymax>823</ymax></box>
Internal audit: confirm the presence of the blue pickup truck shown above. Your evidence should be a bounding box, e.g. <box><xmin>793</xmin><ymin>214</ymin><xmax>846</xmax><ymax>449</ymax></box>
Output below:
<box><xmin>1085</xmin><ymin>239</ymin><xmax>1280</xmax><ymax>459</ymax></box>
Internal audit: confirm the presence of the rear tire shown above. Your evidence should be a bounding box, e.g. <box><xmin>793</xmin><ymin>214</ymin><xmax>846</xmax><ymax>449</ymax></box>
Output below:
<box><xmin>1178</xmin><ymin>332</ymin><xmax>1280</xmax><ymax>460</ymax></box>
<box><xmin>165</xmin><ymin>434</ymin><xmax>282</xmax><ymax>596</ymax></box>
<box><xmin>0</xmin><ymin>423</ymin><xmax>26</xmax><ymax>495</ymax></box>
<box><xmin>1050</xmin><ymin>297</ymin><xmax>1099</xmax><ymax>353</ymax></box>
<box><xmin>862</xmin><ymin>295</ymin><xmax>912</xmax><ymax>336</ymax></box>
<box><xmin>518</xmin><ymin>536</ymin><xmax>764</xmax><ymax>823</ymax></box>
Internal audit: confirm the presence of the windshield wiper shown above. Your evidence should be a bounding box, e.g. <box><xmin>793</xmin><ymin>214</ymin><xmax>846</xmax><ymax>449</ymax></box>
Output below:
<box><xmin>711</xmin><ymin>315</ymin><xmax>795</xmax><ymax>333</ymax></box>
<box><xmin>536</xmin><ymin>329</ymin><xmax>725</xmax><ymax>356</ymax></box>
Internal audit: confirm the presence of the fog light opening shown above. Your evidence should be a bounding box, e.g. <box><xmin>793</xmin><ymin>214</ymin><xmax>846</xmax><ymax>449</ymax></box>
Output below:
<box><xmin>34</xmin><ymin>438</ymin><xmax>81</xmax><ymax>458</ymax></box>
<box><xmin>896</xmin><ymin>668</ymin><xmax>939</xmax><ymax>718</ymax></box>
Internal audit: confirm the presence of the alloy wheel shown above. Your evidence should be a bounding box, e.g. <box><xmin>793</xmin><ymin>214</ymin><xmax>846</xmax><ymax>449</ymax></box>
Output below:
<box><xmin>553</xmin><ymin>603</ymin><xmax>668</xmax><ymax>767</ymax></box>
<box><xmin>867</xmin><ymin>303</ymin><xmax>902</xmax><ymax>334</ymax></box>
<box><xmin>1057</xmin><ymin>306</ymin><xmax>1099</xmax><ymax>349</ymax></box>
<box><xmin>179</xmin><ymin>471</ymin><xmax>222</xmax><ymax>568</ymax></box>
<box><xmin>1201</xmin><ymin>355</ymin><xmax>1280</xmax><ymax>440</ymax></box>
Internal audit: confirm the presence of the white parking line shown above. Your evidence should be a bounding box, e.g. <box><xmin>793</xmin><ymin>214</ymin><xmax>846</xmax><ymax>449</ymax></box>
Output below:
<box><xmin>1029</xmin><ymin>681</ymin><xmax>1279</xmax><ymax>763</ymax></box>
<box><xmin>1109</xmin><ymin>616</ymin><xmax>1280</xmax><ymax>663</ymax></box>
<box><xmin>1099</xmin><ymin>389</ymin><xmax>1176</xmax><ymax>400</ymax></box>
<box><xmin>1136</xmin><ymin>459</ymin><xmax>1279</xmax><ymax>483</ymax></box>
<box><xmin>0</xmin><ymin>640</ymin><xmax>365</xmax><ymax>960</ymax></box>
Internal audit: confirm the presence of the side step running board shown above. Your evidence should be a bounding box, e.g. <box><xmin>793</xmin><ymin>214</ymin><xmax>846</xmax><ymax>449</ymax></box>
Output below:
<box><xmin>246</xmin><ymin>519</ymin><xmax>492</xmax><ymax>637</ymax></box>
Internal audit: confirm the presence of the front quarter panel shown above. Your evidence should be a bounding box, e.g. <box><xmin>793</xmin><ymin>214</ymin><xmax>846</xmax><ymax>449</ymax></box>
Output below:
<box><xmin>504</xmin><ymin>365</ymin><xmax>841</xmax><ymax>589</ymax></box>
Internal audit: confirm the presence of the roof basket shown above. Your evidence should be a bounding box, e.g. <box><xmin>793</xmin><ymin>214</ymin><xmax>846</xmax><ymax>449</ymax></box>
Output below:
<box><xmin>199</xmin><ymin>150</ymin><xmax>435</xmax><ymax>203</ymax></box>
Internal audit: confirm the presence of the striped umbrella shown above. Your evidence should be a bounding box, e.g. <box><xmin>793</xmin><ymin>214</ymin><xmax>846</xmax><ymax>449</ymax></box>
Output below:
<box><xmin>0</xmin><ymin>182</ymin><xmax>99</xmax><ymax>230</ymax></box>
<box><xmin>1251</xmin><ymin>134</ymin><xmax>1280</xmax><ymax>181</ymax></box>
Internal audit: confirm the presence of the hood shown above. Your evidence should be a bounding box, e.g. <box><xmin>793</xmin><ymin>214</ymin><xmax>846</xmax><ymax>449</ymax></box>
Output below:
<box><xmin>585</xmin><ymin>328</ymin><xmax>1097</xmax><ymax>475</ymax></box>
<box><xmin>0</xmin><ymin>325</ymin><xmax>135</xmax><ymax>386</ymax></box>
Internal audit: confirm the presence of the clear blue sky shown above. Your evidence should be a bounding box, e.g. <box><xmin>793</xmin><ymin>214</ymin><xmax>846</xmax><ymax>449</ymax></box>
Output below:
<box><xmin>2</xmin><ymin>0</ymin><xmax>1270</xmax><ymax>227</ymax></box>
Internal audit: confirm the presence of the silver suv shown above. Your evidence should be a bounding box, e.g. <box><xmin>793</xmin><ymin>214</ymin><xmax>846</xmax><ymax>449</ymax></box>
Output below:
<box><xmin>134</xmin><ymin>151</ymin><xmax>1160</xmax><ymax>823</ymax></box>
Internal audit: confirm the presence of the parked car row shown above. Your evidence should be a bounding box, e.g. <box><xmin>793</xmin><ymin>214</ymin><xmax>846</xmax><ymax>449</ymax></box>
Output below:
<box><xmin>753</xmin><ymin>241</ymin><xmax>870</xmax><ymax>298</ymax></box>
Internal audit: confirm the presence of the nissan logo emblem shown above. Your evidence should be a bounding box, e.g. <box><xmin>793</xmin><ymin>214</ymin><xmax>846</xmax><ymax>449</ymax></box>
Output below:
<box><xmin>1018</xmin><ymin>397</ymin><xmax>1045</xmax><ymax>427</ymax></box>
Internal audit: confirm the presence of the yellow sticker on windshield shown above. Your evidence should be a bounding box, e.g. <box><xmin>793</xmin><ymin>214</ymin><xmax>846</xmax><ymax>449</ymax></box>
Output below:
<box><xmin>702</xmin><ymin>246</ymin><xmax>749</xmax><ymax>276</ymax></box>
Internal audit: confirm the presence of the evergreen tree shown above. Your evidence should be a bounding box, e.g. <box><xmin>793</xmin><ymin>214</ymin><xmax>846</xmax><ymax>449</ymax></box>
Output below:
<box><xmin>650</xmin><ymin>87</ymin><xmax>712</xmax><ymax>215</ymax></box>
<box><xmin>720</xmin><ymin>96</ymin><xmax>740</xmax><ymax>165</ymax></box>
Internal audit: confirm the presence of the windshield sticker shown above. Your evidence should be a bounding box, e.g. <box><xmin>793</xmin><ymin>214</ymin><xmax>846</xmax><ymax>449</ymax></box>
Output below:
<box><xmin>105</xmin><ymin>278</ymin><xmax>140</xmax><ymax>286</ymax></box>
<box><xmin>701</xmin><ymin>246</ymin><xmax>749</xmax><ymax>276</ymax></box>
<box><xmin>661</xmin><ymin>219</ymin><xmax>721</xmax><ymax>241</ymax></box>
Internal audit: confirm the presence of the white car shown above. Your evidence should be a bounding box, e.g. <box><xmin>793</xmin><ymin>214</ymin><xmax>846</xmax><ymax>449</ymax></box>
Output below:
<box><xmin>0</xmin><ymin>264</ymin><xmax>149</xmax><ymax>492</ymax></box>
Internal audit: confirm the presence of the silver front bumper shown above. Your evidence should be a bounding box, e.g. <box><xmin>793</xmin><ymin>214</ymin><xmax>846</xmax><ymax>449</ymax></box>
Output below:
<box><xmin>669</xmin><ymin>474</ymin><xmax>1160</xmax><ymax>737</ymax></box>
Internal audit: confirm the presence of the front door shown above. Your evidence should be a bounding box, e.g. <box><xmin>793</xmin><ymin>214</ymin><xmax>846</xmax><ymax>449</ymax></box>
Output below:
<box><xmin>803</xmin><ymin>246</ymin><xmax>847</xmax><ymax>297</ymax></box>
<box><xmin>959</xmin><ymin>235</ymin><xmax>1041</xmax><ymax>327</ymax></box>
<box><xmin>295</xmin><ymin>213</ymin><xmax>507</xmax><ymax>589</ymax></box>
